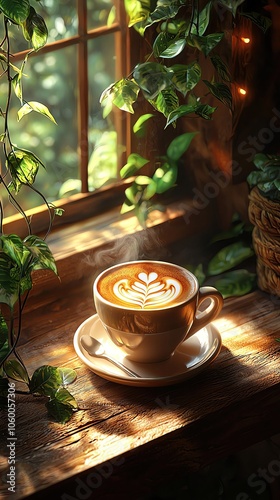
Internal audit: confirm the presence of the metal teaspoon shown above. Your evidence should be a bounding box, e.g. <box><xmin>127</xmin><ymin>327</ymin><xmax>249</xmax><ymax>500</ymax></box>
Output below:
<box><xmin>80</xmin><ymin>335</ymin><xmax>139</xmax><ymax>378</ymax></box>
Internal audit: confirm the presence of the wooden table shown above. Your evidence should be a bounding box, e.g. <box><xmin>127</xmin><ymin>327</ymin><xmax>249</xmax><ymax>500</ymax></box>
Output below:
<box><xmin>0</xmin><ymin>277</ymin><xmax>280</xmax><ymax>499</ymax></box>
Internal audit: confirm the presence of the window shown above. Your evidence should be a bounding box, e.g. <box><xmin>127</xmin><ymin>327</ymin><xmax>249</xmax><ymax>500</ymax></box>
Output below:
<box><xmin>3</xmin><ymin>0</ymin><xmax>130</xmax><ymax>234</ymax></box>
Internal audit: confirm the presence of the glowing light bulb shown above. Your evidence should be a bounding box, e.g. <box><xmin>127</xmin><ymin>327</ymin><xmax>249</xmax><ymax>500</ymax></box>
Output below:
<box><xmin>238</xmin><ymin>88</ymin><xmax>247</xmax><ymax>96</ymax></box>
<box><xmin>241</xmin><ymin>37</ymin><xmax>251</xmax><ymax>44</ymax></box>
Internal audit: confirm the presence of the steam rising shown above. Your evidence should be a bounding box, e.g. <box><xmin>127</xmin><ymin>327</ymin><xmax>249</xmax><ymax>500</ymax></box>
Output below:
<box><xmin>83</xmin><ymin>230</ymin><xmax>169</xmax><ymax>276</ymax></box>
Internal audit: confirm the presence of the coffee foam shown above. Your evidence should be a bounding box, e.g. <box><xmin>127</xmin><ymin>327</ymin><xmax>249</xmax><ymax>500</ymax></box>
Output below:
<box><xmin>97</xmin><ymin>262</ymin><xmax>196</xmax><ymax>309</ymax></box>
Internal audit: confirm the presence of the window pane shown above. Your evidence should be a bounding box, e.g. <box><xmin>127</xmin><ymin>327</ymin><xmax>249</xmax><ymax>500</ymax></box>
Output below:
<box><xmin>87</xmin><ymin>0</ymin><xmax>116</xmax><ymax>30</ymax></box>
<box><xmin>2</xmin><ymin>45</ymin><xmax>78</xmax><ymax>216</ymax></box>
<box><xmin>41</xmin><ymin>0</ymin><xmax>78</xmax><ymax>43</ymax></box>
<box><xmin>88</xmin><ymin>33</ymin><xmax>118</xmax><ymax>190</ymax></box>
<box><xmin>1</xmin><ymin>1</ymin><xmax>126</xmax><ymax>224</ymax></box>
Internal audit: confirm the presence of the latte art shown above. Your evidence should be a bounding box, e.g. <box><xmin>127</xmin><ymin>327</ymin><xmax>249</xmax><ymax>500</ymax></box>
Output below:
<box><xmin>113</xmin><ymin>271</ymin><xmax>182</xmax><ymax>309</ymax></box>
<box><xmin>96</xmin><ymin>261</ymin><xmax>196</xmax><ymax>309</ymax></box>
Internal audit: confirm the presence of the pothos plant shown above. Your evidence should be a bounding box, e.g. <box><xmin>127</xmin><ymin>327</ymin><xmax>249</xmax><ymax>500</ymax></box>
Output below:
<box><xmin>247</xmin><ymin>153</ymin><xmax>280</xmax><ymax>202</ymax></box>
<box><xmin>184</xmin><ymin>213</ymin><xmax>257</xmax><ymax>298</ymax></box>
<box><xmin>0</xmin><ymin>1</ymin><xmax>78</xmax><ymax>423</ymax></box>
<box><xmin>100</xmin><ymin>0</ymin><xmax>271</xmax><ymax>225</ymax></box>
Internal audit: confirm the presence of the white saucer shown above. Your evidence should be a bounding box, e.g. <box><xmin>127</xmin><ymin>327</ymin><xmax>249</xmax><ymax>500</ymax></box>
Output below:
<box><xmin>73</xmin><ymin>314</ymin><xmax>222</xmax><ymax>387</ymax></box>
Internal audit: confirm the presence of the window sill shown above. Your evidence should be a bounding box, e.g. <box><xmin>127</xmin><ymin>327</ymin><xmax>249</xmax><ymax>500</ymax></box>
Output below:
<box><xmin>30</xmin><ymin>197</ymin><xmax>215</xmax><ymax>299</ymax></box>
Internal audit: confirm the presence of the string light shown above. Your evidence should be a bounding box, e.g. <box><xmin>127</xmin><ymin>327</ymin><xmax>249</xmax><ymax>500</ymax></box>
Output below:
<box><xmin>241</xmin><ymin>37</ymin><xmax>251</xmax><ymax>44</ymax></box>
<box><xmin>238</xmin><ymin>87</ymin><xmax>247</xmax><ymax>96</ymax></box>
<box><xmin>233</xmin><ymin>33</ymin><xmax>250</xmax><ymax>98</ymax></box>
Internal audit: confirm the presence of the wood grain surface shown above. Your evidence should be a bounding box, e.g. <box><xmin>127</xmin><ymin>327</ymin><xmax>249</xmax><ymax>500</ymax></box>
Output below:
<box><xmin>0</xmin><ymin>277</ymin><xmax>279</xmax><ymax>499</ymax></box>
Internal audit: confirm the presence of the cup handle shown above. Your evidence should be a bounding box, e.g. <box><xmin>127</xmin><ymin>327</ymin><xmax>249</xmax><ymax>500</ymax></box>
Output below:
<box><xmin>187</xmin><ymin>286</ymin><xmax>223</xmax><ymax>338</ymax></box>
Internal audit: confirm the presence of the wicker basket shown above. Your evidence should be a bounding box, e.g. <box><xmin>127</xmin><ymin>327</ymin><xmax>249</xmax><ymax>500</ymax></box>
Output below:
<box><xmin>248</xmin><ymin>187</ymin><xmax>280</xmax><ymax>296</ymax></box>
<box><xmin>256</xmin><ymin>261</ymin><xmax>280</xmax><ymax>296</ymax></box>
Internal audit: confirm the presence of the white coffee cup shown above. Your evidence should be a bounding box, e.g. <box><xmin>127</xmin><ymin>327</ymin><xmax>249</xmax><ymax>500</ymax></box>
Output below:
<box><xmin>93</xmin><ymin>260</ymin><xmax>223</xmax><ymax>363</ymax></box>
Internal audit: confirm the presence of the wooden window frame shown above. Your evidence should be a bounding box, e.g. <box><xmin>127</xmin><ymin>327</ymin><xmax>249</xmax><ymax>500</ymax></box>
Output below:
<box><xmin>3</xmin><ymin>0</ymin><xmax>131</xmax><ymax>238</ymax></box>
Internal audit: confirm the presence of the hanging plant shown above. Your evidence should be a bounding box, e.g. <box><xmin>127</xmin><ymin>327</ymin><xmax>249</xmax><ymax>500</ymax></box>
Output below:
<box><xmin>0</xmin><ymin>0</ymin><xmax>78</xmax><ymax>423</ymax></box>
<box><xmin>100</xmin><ymin>0</ymin><xmax>271</xmax><ymax>225</ymax></box>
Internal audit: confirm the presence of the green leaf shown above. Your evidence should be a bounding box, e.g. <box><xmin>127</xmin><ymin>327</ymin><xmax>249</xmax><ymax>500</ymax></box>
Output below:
<box><xmin>7</xmin><ymin>149</ymin><xmax>43</xmax><ymax>193</ymax></box>
<box><xmin>167</xmin><ymin>132</ymin><xmax>197</xmax><ymax>162</ymax></box>
<box><xmin>124</xmin><ymin>184</ymin><xmax>138</xmax><ymax>205</ymax></box>
<box><xmin>240</xmin><ymin>11</ymin><xmax>272</xmax><ymax>33</ymax></box>
<box><xmin>258</xmin><ymin>181</ymin><xmax>280</xmax><ymax>198</ymax></box>
<box><xmin>18</xmin><ymin>101</ymin><xmax>57</xmax><ymax>124</ymax></box>
<box><xmin>57</xmin><ymin>368</ymin><xmax>77</xmax><ymax>386</ymax></box>
<box><xmin>171</xmin><ymin>62</ymin><xmax>201</xmax><ymax>96</ymax></box>
<box><xmin>247</xmin><ymin>153</ymin><xmax>280</xmax><ymax>198</ymax></box>
<box><xmin>207</xmin><ymin>242</ymin><xmax>254</xmax><ymax>276</ymax></box>
<box><xmin>149</xmin><ymin>0</ymin><xmax>186</xmax><ymax>25</ymax></box>
<box><xmin>29</xmin><ymin>365</ymin><xmax>62</xmax><ymax>397</ymax></box>
<box><xmin>165</xmin><ymin>103</ymin><xmax>197</xmax><ymax>127</ymax></box>
<box><xmin>52</xmin><ymin>387</ymin><xmax>78</xmax><ymax>409</ymax></box>
<box><xmin>0</xmin><ymin>234</ymin><xmax>24</xmax><ymax>267</ymax></box>
<box><xmin>160</xmin><ymin>19</ymin><xmax>187</xmax><ymax>35</ymax></box>
<box><xmin>120</xmin><ymin>153</ymin><xmax>149</xmax><ymax>178</ymax></box>
<box><xmin>100</xmin><ymin>78</ymin><xmax>140</xmax><ymax>115</ymax></box>
<box><xmin>4</xmin><ymin>359</ymin><xmax>29</xmax><ymax>384</ymax></box>
<box><xmin>130</xmin><ymin>0</ymin><xmax>186</xmax><ymax>35</ymax></box>
<box><xmin>153</xmin><ymin>32</ymin><xmax>175</xmax><ymax>57</ymax></box>
<box><xmin>195</xmin><ymin>103</ymin><xmax>217</xmax><ymax>119</ymax></box>
<box><xmin>135</xmin><ymin>175</ymin><xmax>157</xmax><ymax>200</ymax></box>
<box><xmin>253</xmin><ymin>153</ymin><xmax>269</xmax><ymax>171</ymax></box>
<box><xmin>190</xmin><ymin>1</ymin><xmax>212</xmax><ymax>36</ymax></box>
<box><xmin>203</xmin><ymin>80</ymin><xmax>232</xmax><ymax>109</ymax></box>
<box><xmin>259</xmin><ymin>187</ymin><xmax>280</xmax><ymax>202</ymax></box>
<box><xmin>53</xmin><ymin>207</ymin><xmax>64</xmax><ymax>217</ymax></box>
<box><xmin>23</xmin><ymin>235</ymin><xmax>57</xmax><ymax>274</ymax></box>
<box><xmin>216</xmin><ymin>0</ymin><xmax>246</xmax><ymax>17</ymax></box>
<box><xmin>0</xmin><ymin>313</ymin><xmax>8</xmax><ymax>342</ymax></box>
<box><xmin>247</xmin><ymin>168</ymin><xmax>280</xmax><ymax>189</ymax></box>
<box><xmin>120</xmin><ymin>198</ymin><xmax>135</xmax><ymax>215</ymax></box>
<box><xmin>0</xmin><ymin>315</ymin><xmax>9</xmax><ymax>364</ymax></box>
<box><xmin>210</xmin><ymin>222</ymin><xmax>245</xmax><ymax>244</ymax></box>
<box><xmin>116</xmin><ymin>79</ymin><xmax>140</xmax><ymax>112</ymax></box>
<box><xmin>46</xmin><ymin>388</ymin><xmax>77</xmax><ymax>424</ymax></box>
<box><xmin>19</xmin><ymin>274</ymin><xmax>33</xmax><ymax>296</ymax></box>
<box><xmin>13</xmin><ymin>75</ymin><xmax>22</xmax><ymax>102</ymax></box>
<box><xmin>188</xmin><ymin>33</ymin><xmax>224</xmax><ymax>56</ymax></box>
<box><xmin>153</xmin><ymin>163</ymin><xmax>177</xmax><ymax>194</ymax></box>
<box><xmin>124</xmin><ymin>0</ymin><xmax>150</xmax><ymax>29</ymax></box>
<box><xmin>253</xmin><ymin>153</ymin><xmax>280</xmax><ymax>171</ymax></box>
<box><xmin>152</xmin><ymin>89</ymin><xmax>179</xmax><ymax>119</ymax></box>
<box><xmin>107</xmin><ymin>5</ymin><xmax>116</xmax><ymax>25</ymax></box>
<box><xmin>133</xmin><ymin>62</ymin><xmax>173</xmax><ymax>100</ymax></box>
<box><xmin>22</xmin><ymin>6</ymin><xmax>48</xmax><ymax>51</ymax></box>
<box><xmin>0</xmin><ymin>0</ymin><xmax>30</xmax><ymax>24</ymax></box>
<box><xmin>154</xmin><ymin>34</ymin><xmax>186</xmax><ymax>59</ymax></box>
<box><xmin>210</xmin><ymin>55</ymin><xmax>232</xmax><ymax>82</ymax></box>
<box><xmin>212</xmin><ymin>270</ymin><xmax>257</xmax><ymax>298</ymax></box>
<box><xmin>0</xmin><ymin>253</ymin><xmax>20</xmax><ymax>308</ymax></box>
<box><xmin>133</xmin><ymin>114</ymin><xmax>154</xmax><ymax>137</ymax></box>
